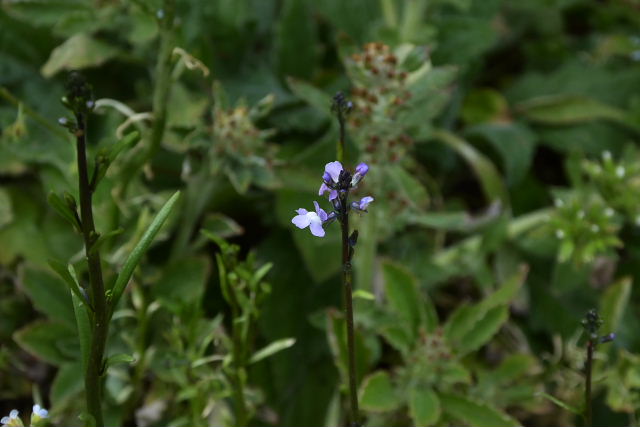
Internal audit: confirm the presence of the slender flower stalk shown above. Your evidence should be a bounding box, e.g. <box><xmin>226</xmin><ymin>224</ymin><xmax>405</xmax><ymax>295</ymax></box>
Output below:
<box><xmin>292</xmin><ymin>93</ymin><xmax>368</xmax><ymax>426</ymax></box>
<box><xmin>62</xmin><ymin>72</ymin><xmax>108</xmax><ymax>427</ymax></box>
<box><xmin>581</xmin><ymin>309</ymin><xmax>615</xmax><ymax>427</ymax></box>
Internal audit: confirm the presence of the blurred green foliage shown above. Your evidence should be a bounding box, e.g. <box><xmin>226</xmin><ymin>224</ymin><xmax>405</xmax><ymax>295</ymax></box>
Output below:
<box><xmin>1</xmin><ymin>0</ymin><xmax>640</xmax><ymax>426</ymax></box>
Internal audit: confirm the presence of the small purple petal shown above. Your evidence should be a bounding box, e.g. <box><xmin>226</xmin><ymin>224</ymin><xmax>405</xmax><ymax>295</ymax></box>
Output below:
<box><xmin>296</xmin><ymin>208</ymin><xmax>308</xmax><ymax>215</ymax></box>
<box><xmin>319</xmin><ymin>182</ymin><xmax>330</xmax><ymax>196</ymax></box>
<box><xmin>329</xmin><ymin>189</ymin><xmax>338</xmax><ymax>201</ymax></box>
<box><xmin>323</xmin><ymin>171</ymin><xmax>332</xmax><ymax>183</ymax></box>
<box><xmin>313</xmin><ymin>201</ymin><xmax>328</xmax><ymax>222</ymax></box>
<box><xmin>355</xmin><ymin>163</ymin><xmax>369</xmax><ymax>176</ymax></box>
<box><xmin>292</xmin><ymin>214</ymin><xmax>311</xmax><ymax>229</ymax></box>
<box><xmin>359</xmin><ymin>196</ymin><xmax>374</xmax><ymax>210</ymax></box>
<box><xmin>309</xmin><ymin>218</ymin><xmax>325</xmax><ymax>237</ymax></box>
<box><xmin>324</xmin><ymin>161</ymin><xmax>343</xmax><ymax>183</ymax></box>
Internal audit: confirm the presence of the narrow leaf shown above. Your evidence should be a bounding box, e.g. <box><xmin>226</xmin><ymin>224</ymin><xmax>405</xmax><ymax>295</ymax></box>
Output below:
<box><xmin>536</xmin><ymin>392</ymin><xmax>582</xmax><ymax>415</ymax></box>
<box><xmin>431</xmin><ymin>129</ymin><xmax>508</xmax><ymax>203</ymax></box>
<box><xmin>440</xmin><ymin>393</ymin><xmax>519</xmax><ymax>427</ymax></box>
<box><xmin>105</xmin><ymin>353</ymin><xmax>135</xmax><ymax>369</ymax></box>
<box><xmin>110</xmin><ymin>191</ymin><xmax>180</xmax><ymax>314</ymax></box>
<box><xmin>249</xmin><ymin>338</ymin><xmax>296</xmax><ymax>364</ymax></box>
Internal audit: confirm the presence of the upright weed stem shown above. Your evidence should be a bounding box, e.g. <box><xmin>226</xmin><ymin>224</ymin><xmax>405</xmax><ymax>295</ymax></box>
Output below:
<box><xmin>585</xmin><ymin>338</ymin><xmax>594</xmax><ymax>427</ymax></box>
<box><xmin>333</xmin><ymin>92</ymin><xmax>359</xmax><ymax>426</ymax></box>
<box><xmin>339</xmin><ymin>207</ymin><xmax>359</xmax><ymax>427</ymax></box>
<box><xmin>75</xmin><ymin>109</ymin><xmax>108</xmax><ymax>427</ymax></box>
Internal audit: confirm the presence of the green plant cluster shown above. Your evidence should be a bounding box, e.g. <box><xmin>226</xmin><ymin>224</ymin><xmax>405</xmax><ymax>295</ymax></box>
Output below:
<box><xmin>1</xmin><ymin>0</ymin><xmax>640</xmax><ymax>426</ymax></box>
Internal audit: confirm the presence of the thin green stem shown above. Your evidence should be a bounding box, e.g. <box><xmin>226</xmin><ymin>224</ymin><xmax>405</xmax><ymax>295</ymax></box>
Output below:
<box><xmin>76</xmin><ymin>112</ymin><xmax>108</xmax><ymax>427</ymax></box>
<box><xmin>0</xmin><ymin>86</ymin><xmax>70</xmax><ymax>140</ymax></box>
<box><xmin>585</xmin><ymin>339</ymin><xmax>594</xmax><ymax>427</ymax></box>
<box><xmin>337</xmin><ymin>115</ymin><xmax>346</xmax><ymax>164</ymax></box>
<box><xmin>340</xmin><ymin>200</ymin><xmax>359</xmax><ymax>427</ymax></box>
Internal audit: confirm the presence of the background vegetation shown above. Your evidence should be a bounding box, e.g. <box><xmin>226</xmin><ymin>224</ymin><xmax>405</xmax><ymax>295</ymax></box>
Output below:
<box><xmin>1</xmin><ymin>0</ymin><xmax>640</xmax><ymax>426</ymax></box>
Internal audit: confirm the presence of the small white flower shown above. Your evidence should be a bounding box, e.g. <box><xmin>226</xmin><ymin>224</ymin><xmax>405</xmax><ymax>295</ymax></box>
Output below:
<box><xmin>605</xmin><ymin>208</ymin><xmax>615</xmax><ymax>217</ymax></box>
<box><xmin>554</xmin><ymin>199</ymin><xmax>564</xmax><ymax>208</ymax></box>
<box><xmin>615</xmin><ymin>165</ymin><xmax>626</xmax><ymax>178</ymax></box>
<box><xmin>591</xmin><ymin>224</ymin><xmax>600</xmax><ymax>233</ymax></box>
<box><xmin>602</xmin><ymin>151</ymin><xmax>612</xmax><ymax>161</ymax></box>
<box><xmin>577</xmin><ymin>210</ymin><xmax>585</xmax><ymax>219</ymax></box>
<box><xmin>555</xmin><ymin>229</ymin><xmax>565</xmax><ymax>239</ymax></box>
<box><xmin>1</xmin><ymin>410</ymin><xmax>22</xmax><ymax>427</ymax></box>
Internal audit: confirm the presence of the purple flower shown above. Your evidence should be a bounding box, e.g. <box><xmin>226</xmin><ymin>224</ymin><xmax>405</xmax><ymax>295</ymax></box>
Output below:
<box><xmin>319</xmin><ymin>161</ymin><xmax>343</xmax><ymax>200</ymax></box>
<box><xmin>351</xmin><ymin>162</ymin><xmax>370</xmax><ymax>187</ymax></box>
<box><xmin>292</xmin><ymin>201</ymin><xmax>329</xmax><ymax>237</ymax></box>
<box><xmin>352</xmin><ymin>196</ymin><xmax>374</xmax><ymax>211</ymax></box>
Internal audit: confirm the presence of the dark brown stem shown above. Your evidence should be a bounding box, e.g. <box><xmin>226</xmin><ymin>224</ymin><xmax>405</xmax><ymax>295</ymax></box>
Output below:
<box><xmin>340</xmin><ymin>201</ymin><xmax>359</xmax><ymax>427</ymax></box>
<box><xmin>585</xmin><ymin>339</ymin><xmax>594</xmax><ymax>427</ymax></box>
<box><xmin>76</xmin><ymin>112</ymin><xmax>108</xmax><ymax>427</ymax></box>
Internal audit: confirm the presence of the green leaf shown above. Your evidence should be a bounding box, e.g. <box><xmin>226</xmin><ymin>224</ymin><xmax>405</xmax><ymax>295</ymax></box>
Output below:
<box><xmin>536</xmin><ymin>392</ymin><xmax>582</xmax><ymax>415</ymax></box>
<box><xmin>600</xmin><ymin>277</ymin><xmax>632</xmax><ymax>334</ymax></box>
<box><xmin>226</xmin><ymin>166</ymin><xmax>252</xmax><ymax>194</ymax></box>
<box><xmin>517</xmin><ymin>95</ymin><xmax>640</xmax><ymax>132</ymax></box>
<box><xmin>445</xmin><ymin>266</ymin><xmax>527</xmax><ymax>354</ymax></box>
<box><xmin>249</xmin><ymin>338</ymin><xmax>296</xmax><ymax>364</ymax></box>
<box><xmin>71</xmin><ymin>287</ymin><xmax>91</xmax><ymax>372</ymax></box>
<box><xmin>110</xmin><ymin>191</ymin><xmax>181</xmax><ymax>313</ymax></box>
<box><xmin>457</xmin><ymin>305</ymin><xmax>509</xmax><ymax>356</ymax></box>
<box><xmin>88</xmin><ymin>228</ymin><xmax>124</xmax><ymax>255</ymax></box>
<box><xmin>274</xmin><ymin>0</ymin><xmax>316</xmax><ymax>79</ymax></box>
<box><xmin>431</xmin><ymin>129</ymin><xmax>508</xmax><ymax>203</ymax></box>
<box><xmin>14</xmin><ymin>320</ymin><xmax>77</xmax><ymax>365</ymax></box>
<box><xmin>462</xmin><ymin>88</ymin><xmax>509</xmax><ymax>125</ymax></box>
<box><xmin>352</xmin><ymin>289</ymin><xmax>375</xmax><ymax>300</ymax></box>
<box><xmin>466</xmin><ymin>123</ymin><xmax>536</xmax><ymax>187</ymax></box>
<box><xmin>22</xmin><ymin>266</ymin><xmax>75</xmax><ymax>327</ymax></box>
<box><xmin>153</xmin><ymin>256</ymin><xmax>209</xmax><ymax>310</ymax></box>
<box><xmin>385</xmin><ymin>165</ymin><xmax>429</xmax><ymax>211</ymax></box>
<box><xmin>440</xmin><ymin>393</ymin><xmax>519</xmax><ymax>427</ymax></box>
<box><xmin>359</xmin><ymin>371</ymin><xmax>401</xmax><ymax>412</ymax></box>
<box><xmin>200</xmin><ymin>213</ymin><xmax>244</xmax><ymax>239</ymax></box>
<box><xmin>105</xmin><ymin>353</ymin><xmax>135</xmax><ymax>369</ymax></box>
<box><xmin>48</xmin><ymin>259</ymin><xmax>87</xmax><ymax>309</ymax></box>
<box><xmin>0</xmin><ymin>188</ymin><xmax>13</xmax><ymax>228</ymax></box>
<box><xmin>382</xmin><ymin>260</ymin><xmax>428</xmax><ymax>341</ymax></box>
<box><xmin>41</xmin><ymin>33</ymin><xmax>120</xmax><ymax>78</ymax></box>
<box><xmin>286</xmin><ymin>77</ymin><xmax>331</xmax><ymax>118</ymax></box>
<box><xmin>409</xmin><ymin>386</ymin><xmax>441</xmax><ymax>427</ymax></box>
<box><xmin>48</xmin><ymin>192</ymin><xmax>80</xmax><ymax>231</ymax></box>
<box><xmin>51</xmin><ymin>361</ymin><xmax>84</xmax><ymax>406</ymax></box>
<box><xmin>108</xmin><ymin>131</ymin><xmax>140</xmax><ymax>163</ymax></box>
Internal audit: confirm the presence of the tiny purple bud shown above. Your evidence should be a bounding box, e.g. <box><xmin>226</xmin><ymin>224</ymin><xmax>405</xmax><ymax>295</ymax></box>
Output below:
<box><xmin>355</xmin><ymin>162</ymin><xmax>369</xmax><ymax>176</ymax></box>
<box><xmin>351</xmin><ymin>162</ymin><xmax>370</xmax><ymax>187</ymax></box>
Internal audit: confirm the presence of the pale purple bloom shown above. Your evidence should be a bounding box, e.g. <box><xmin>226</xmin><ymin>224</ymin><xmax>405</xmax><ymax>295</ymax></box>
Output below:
<box><xmin>324</xmin><ymin>161</ymin><xmax>343</xmax><ymax>183</ymax></box>
<box><xmin>352</xmin><ymin>196</ymin><xmax>374</xmax><ymax>211</ymax></box>
<box><xmin>319</xmin><ymin>161</ymin><xmax>344</xmax><ymax>200</ymax></box>
<box><xmin>292</xmin><ymin>201</ymin><xmax>329</xmax><ymax>237</ymax></box>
